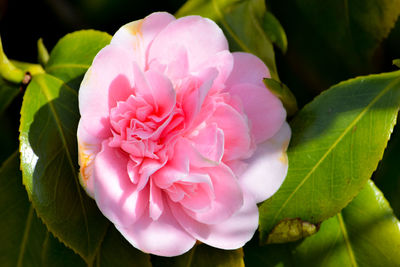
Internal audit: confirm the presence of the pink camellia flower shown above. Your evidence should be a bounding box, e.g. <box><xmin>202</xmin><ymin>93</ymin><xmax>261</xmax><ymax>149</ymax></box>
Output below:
<box><xmin>77</xmin><ymin>12</ymin><xmax>290</xmax><ymax>256</ymax></box>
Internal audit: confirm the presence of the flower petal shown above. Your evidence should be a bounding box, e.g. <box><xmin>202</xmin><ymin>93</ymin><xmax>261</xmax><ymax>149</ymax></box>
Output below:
<box><xmin>148</xmin><ymin>15</ymin><xmax>228</xmax><ymax>71</ymax></box>
<box><xmin>93</xmin><ymin>140</ymin><xmax>149</xmax><ymax>227</ymax></box>
<box><xmin>225</xmin><ymin>52</ymin><xmax>270</xmax><ymax>88</ymax></box>
<box><xmin>171</xmin><ymin>191</ymin><xmax>258</xmax><ymax>249</ymax></box>
<box><xmin>116</xmin><ymin>203</ymin><xmax>196</xmax><ymax>256</ymax></box>
<box><xmin>77</xmin><ymin>121</ymin><xmax>104</xmax><ymax>197</ymax></box>
<box><xmin>208</xmin><ymin>103</ymin><xmax>253</xmax><ymax>161</ymax></box>
<box><xmin>238</xmin><ymin>122</ymin><xmax>291</xmax><ymax>203</ymax></box>
<box><xmin>79</xmin><ymin>45</ymin><xmax>134</xmax><ymax>117</ymax></box>
<box><xmin>183</xmin><ymin>164</ymin><xmax>243</xmax><ymax>224</ymax></box>
<box><xmin>229</xmin><ymin>83</ymin><xmax>286</xmax><ymax>143</ymax></box>
<box><xmin>111</xmin><ymin>12</ymin><xmax>176</xmax><ymax>69</ymax></box>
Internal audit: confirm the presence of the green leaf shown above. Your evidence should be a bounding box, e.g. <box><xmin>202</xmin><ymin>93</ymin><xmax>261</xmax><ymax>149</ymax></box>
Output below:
<box><xmin>37</xmin><ymin>38</ymin><xmax>50</xmax><ymax>67</ymax></box>
<box><xmin>266</xmin><ymin>0</ymin><xmax>400</xmax><ymax>101</ymax></box>
<box><xmin>259</xmin><ymin>71</ymin><xmax>400</xmax><ymax>242</ymax></box>
<box><xmin>152</xmin><ymin>244</ymin><xmax>244</xmax><ymax>267</ymax></box>
<box><xmin>393</xmin><ymin>59</ymin><xmax>400</xmax><ymax>68</ymax></box>
<box><xmin>45</xmin><ymin>30</ymin><xmax>111</xmax><ymax>89</ymax></box>
<box><xmin>11</xmin><ymin>60</ymin><xmax>45</xmax><ymax>76</ymax></box>
<box><xmin>0</xmin><ymin>36</ymin><xmax>24</xmax><ymax>84</ymax></box>
<box><xmin>0</xmin><ymin>77</ymin><xmax>20</xmax><ymax>115</ymax></box>
<box><xmin>245</xmin><ymin>180</ymin><xmax>400</xmax><ymax>266</ymax></box>
<box><xmin>19</xmin><ymin>73</ymin><xmax>109</xmax><ymax>263</ymax></box>
<box><xmin>176</xmin><ymin>0</ymin><xmax>281</xmax><ymax>80</ymax></box>
<box><xmin>95</xmin><ymin>226</ymin><xmax>151</xmax><ymax>267</ymax></box>
<box><xmin>373</xmin><ymin>121</ymin><xmax>400</xmax><ymax>218</ymax></box>
<box><xmin>0</xmin><ymin>151</ymin><xmax>86</xmax><ymax>267</ymax></box>
<box><xmin>262</xmin><ymin>11</ymin><xmax>287</xmax><ymax>53</ymax></box>
<box><xmin>264</xmin><ymin>78</ymin><xmax>298</xmax><ymax>116</ymax></box>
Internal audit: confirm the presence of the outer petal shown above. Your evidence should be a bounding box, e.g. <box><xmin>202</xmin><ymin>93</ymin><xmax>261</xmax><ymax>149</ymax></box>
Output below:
<box><xmin>148</xmin><ymin>15</ymin><xmax>228</xmax><ymax>71</ymax></box>
<box><xmin>229</xmin><ymin>83</ymin><xmax>286</xmax><ymax>143</ymax></box>
<box><xmin>238</xmin><ymin>122</ymin><xmax>291</xmax><ymax>203</ymax></box>
<box><xmin>116</xmin><ymin>203</ymin><xmax>196</xmax><ymax>256</ymax></box>
<box><xmin>79</xmin><ymin>45</ymin><xmax>134</xmax><ymax>117</ymax></box>
<box><xmin>77</xmin><ymin>122</ymin><xmax>103</xmax><ymax>197</ymax></box>
<box><xmin>93</xmin><ymin>140</ymin><xmax>149</xmax><ymax>227</ymax></box>
<box><xmin>111</xmin><ymin>12</ymin><xmax>176</xmax><ymax>69</ymax></box>
<box><xmin>170</xmin><ymin>191</ymin><xmax>258</xmax><ymax>249</ymax></box>
<box><xmin>225</xmin><ymin>52</ymin><xmax>270</xmax><ymax>88</ymax></box>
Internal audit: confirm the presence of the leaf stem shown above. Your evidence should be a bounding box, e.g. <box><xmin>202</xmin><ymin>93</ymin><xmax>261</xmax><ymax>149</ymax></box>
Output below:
<box><xmin>0</xmin><ymin>36</ymin><xmax>25</xmax><ymax>84</ymax></box>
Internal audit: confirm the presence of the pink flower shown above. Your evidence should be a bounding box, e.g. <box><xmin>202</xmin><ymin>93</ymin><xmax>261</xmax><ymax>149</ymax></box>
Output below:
<box><xmin>77</xmin><ymin>12</ymin><xmax>290</xmax><ymax>256</ymax></box>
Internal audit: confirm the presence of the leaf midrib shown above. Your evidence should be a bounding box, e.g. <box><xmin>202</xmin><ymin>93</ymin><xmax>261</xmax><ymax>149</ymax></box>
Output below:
<box><xmin>337</xmin><ymin>213</ymin><xmax>358</xmax><ymax>267</ymax></box>
<box><xmin>271</xmin><ymin>76</ymin><xmax>400</xmax><ymax>225</ymax></box>
<box><xmin>16</xmin><ymin>205</ymin><xmax>34</xmax><ymax>267</ymax></box>
<box><xmin>36</xmin><ymin>76</ymin><xmax>91</xmax><ymax>261</ymax></box>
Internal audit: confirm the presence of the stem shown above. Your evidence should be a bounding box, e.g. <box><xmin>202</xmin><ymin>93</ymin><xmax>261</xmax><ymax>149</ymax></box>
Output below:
<box><xmin>0</xmin><ymin>35</ymin><xmax>25</xmax><ymax>84</ymax></box>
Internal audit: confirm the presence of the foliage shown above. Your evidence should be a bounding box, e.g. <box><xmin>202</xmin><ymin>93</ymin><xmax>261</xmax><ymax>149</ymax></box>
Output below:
<box><xmin>1</xmin><ymin>0</ymin><xmax>400</xmax><ymax>265</ymax></box>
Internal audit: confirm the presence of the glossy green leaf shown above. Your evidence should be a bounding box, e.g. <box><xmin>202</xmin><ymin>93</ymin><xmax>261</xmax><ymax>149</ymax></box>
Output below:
<box><xmin>37</xmin><ymin>38</ymin><xmax>50</xmax><ymax>67</ymax></box>
<box><xmin>393</xmin><ymin>59</ymin><xmax>400</xmax><ymax>68</ymax></box>
<box><xmin>0</xmin><ymin>77</ymin><xmax>20</xmax><ymax>115</ymax></box>
<box><xmin>152</xmin><ymin>245</ymin><xmax>244</xmax><ymax>267</ymax></box>
<box><xmin>264</xmin><ymin>78</ymin><xmax>298</xmax><ymax>116</ymax></box>
<box><xmin>262</xmin><ymin>11</ymin><xmax>287</xmax><ymax>53</ymax></box>
<box><xmin>246</xmin><ymin>180</ymin><xmax>400</xmax><ymax>266</ymax></box>
<box><xmin>19</xmin><ymin>73</ymin><xmax>109</xmax><ymax>263</ymax></box>
<box><xmin>259</xmin><ymin>71</ymin><xmax>400</xmax><ymax>242</ymax></box>
<box><xmin>176</xmin><ymin>0</ymin><xmax>281</xmax><ymax>80</ymax></box>
<box><xmin>0</xmin><ymin>36</ymin><xmax>24</xmax><ymax>84</ymax></box>
<box><xmin>11</xmin><ymin>60</ymin><xmax>45</xmax><ymax>76</ymax></box>
<box><xmin>266</xmin><ymin>0</ymin><xmax>400</xmax><ymax>103</ymax></box>
<box><xmin>373</xmin><ymin>121</ymin><xmax>400</xmax><ymax>218</ymax></box>
<box><xmin>95</xmin><ymin>226</ymin><xmax>151</xmax><ymax>267</ymax></box>
<box><xmin>0</xmin><ymin>151</ymin><xmax>86</xmax><ymax>267</ymax></box>
<box><xmin>45</xmin><ymin>30</ymin><xmax>111</xmax><ymax>89</ymax></box>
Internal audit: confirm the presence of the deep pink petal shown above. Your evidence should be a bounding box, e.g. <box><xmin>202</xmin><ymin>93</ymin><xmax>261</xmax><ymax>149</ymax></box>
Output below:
<box><xmin>238</xmin><ymin>122</ymin><xmax>291</xmax><ymax>203</ymax></box>
<box><xmin>183</xmin><ymin>164</ymin><xmax>243</xmax><ymax>224</ymax></box>
<box><xmin>148</xmin><ymin>15</ymin><xmax>228</xmax><ymax>71</ymax></box>
<box><xmin>225</xmin><ymin>52</ymin><xmax>270</xmax><ymax>88</ymax></box>
<box><xmin>170</xmin><ymin>191</ymin><xmax>258</xmax><ymax>249</ymax></box>
<box><xmin>93</xmin><ymin>140</ymin><xmax>149</xmax><ymax>227</ymax></box>
<box><xmin>111</xmin><ymin>12</ymin><xmax>176</xmax><ymax>69</ymax></box>
<box><xmin>116</xmin><ymin>203</ymin><xmax>196</xmax><ymax>256</ymax></box>
<box><xmin>229</xmin><ymin>83</ymin><xmax>286</xmax><ymax>143</ymax></box>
